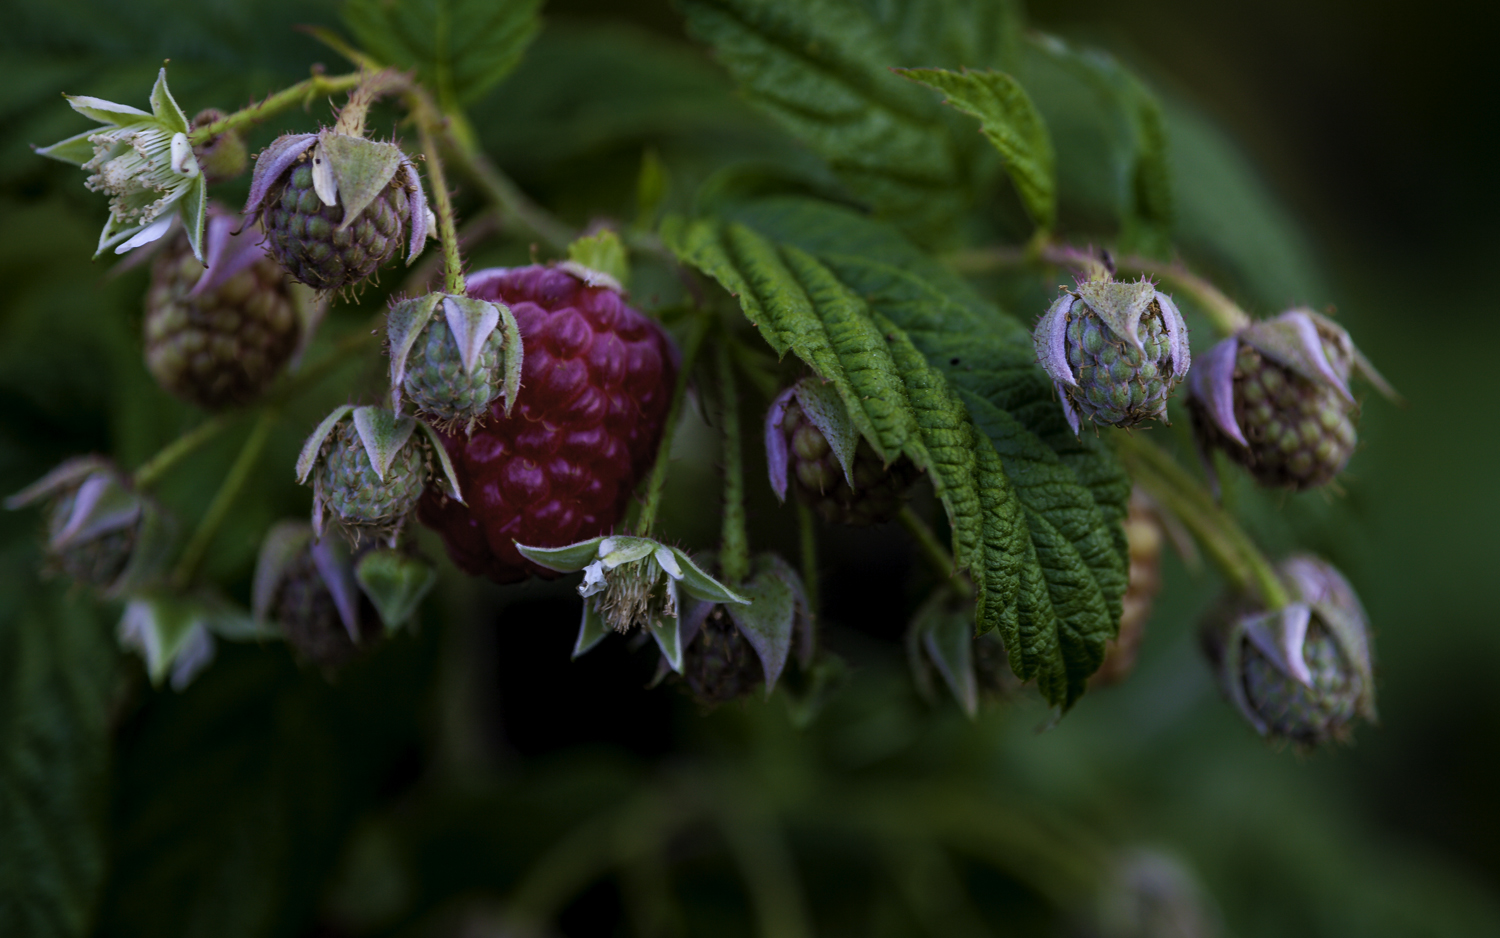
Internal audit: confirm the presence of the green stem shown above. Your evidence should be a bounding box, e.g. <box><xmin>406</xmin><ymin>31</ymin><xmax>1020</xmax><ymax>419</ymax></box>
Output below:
<box><xmin>1113</xmin><ymin>432</ymin><xmax>1289</xmax><ymax>608</ymax></box>
<box><xmin>796</xmin><ymin>500</ymin><xmax>820</xmax><ymax>623</ymax></box>
<box><xmin>170</xmin><ymin>409</ymin><xmax>277</xmax><ymax>589</ymax></box>
<box><xmin>634</xmin><ymin>314</ymin><xmax>709</xmax><ymax>536</ymax></box>
<box><xmin>187</xmin><ymin>71</ymin><xmax>363</xmax><ymax>145</ymax></box>
<box><xmin>418</xmin><ymin>120</ymin><xmax>466</xmax><ymax>295</ymax></box>
<box><xmin>946</xmin><ymin>242</ymin><xmax>1253</xmax><ymax>335</ymax></box>
<box><xmin>897</xmin><ymin>505</ymin><xmax>974</xmax><ymax>600</ymax></box>
<box><xmin>132</xmin><ymin>413</ymin><xmax>237</xmax><ymax>490</ymax></box>
<box><xmin>717</xmin><ymin>340</ymin><xmax>750</xmax><ymax>585</ymax></box>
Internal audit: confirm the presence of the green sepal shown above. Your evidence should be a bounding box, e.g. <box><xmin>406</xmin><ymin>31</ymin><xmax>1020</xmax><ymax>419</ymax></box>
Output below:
<box><xmin>649</xmin><ymin>610</ymin><xmax>684</xmax><ymax>674</ymax></box>
<box><xmin>724</xmin><ymin>555</ymin><xmax>797</xmax><ymax>696</ymax></box>
<box><xmin>442</xmin><ymin>296</ymin><xmax>503</xmax><ymax>376</ymax></box>
<box><xmin>415</xmin><ymin>421</ymin><xmax>464</xmax><ymax>503</ymax></box>
<box><xmin>320</xmin><ymin>132</ymin><xmax>405</xmax><ymax>228</ymax></box>
<box><xmin>148</xmin><ymin>67</ymin><xmax>190</xmax><ymax>135</ymax></box>
<box><xmin>355</xmin><ymin>549</ymin><xmax>438</xmax><ymax>634</ymax></box>
<box><xmin>601</xmin><ymin>536</ymin><xmax>658</xmax><ymax>569</ymax></box>
<box><xmin>351</xmin><ymin>406</ymin><xmax>418</xmax><ymax>482</ymax></box>
<box><xmin>792</xmin><ymin>378</ymin><xmax>859</xmax><ymax>487</ymax></box>
<box><xmin>497</xmin><ymin>300</ymin><xmax>524</xmax><ymax>416</ymax></box>
<box><xmin>574</xmin><ymin>601</ymin><xmax>609</xmax><ymax>659</ymax></box>
<box><xmin>1074</xmin><ymin>280</ymin><xmax>1156</xmax><ymax>351</ymax></box>
<box><xmin>666</xmin><ymin>546</ymin><xmax>749</xmax><ymax>605</ymax></box>
<box><xmin>251</xmin><ymin>520</ymin><xmax>315</xmax><ymax>623</ymax></box>
<box><xmin>296</xmin><ymin>405</ymin><xmax>355</xmax><ymax>483</ymax></box>
<box><xmin>63</xmin><ymin>95</ymin><xmax>149</xmax><ymax>126</ymax></box>
<box><xmin>387</xmin><ymin>294</ymin><xmax>445</xmax><ymax>413</ymax></box>
<box><xmin>912</xmin><ymin>591</ymin><xmax>979</xmax><ymax>718</ymax></box>
<box><xmin>563</xmin><ymin>230</ymin><xmax>630</xmax><ymax>291</ymax></box>
<box><xmin>117</xmin><ymin>594</ymin><xmax>210</xmax><ymax>686</ymax></box>
<box><xmin>183</xmin><ymin>176</ymin><xmax>207</xmax><ymax>263</ymax></box>
<box><xmin>515</xmin><ymin>536</ymin><xmax>609</xmax><ymax>573</ymax></box>
<box><xmin>33</xmin><ymin>129</ymin><xmax>98</xmax><ymax>166</ymax></box>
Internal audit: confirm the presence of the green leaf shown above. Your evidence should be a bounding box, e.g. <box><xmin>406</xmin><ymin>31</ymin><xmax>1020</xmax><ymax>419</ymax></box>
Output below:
<box><xmin>342</xmin><ymin>0</ymin><xmax>542</xmax><ymax>110</ymax></box>
<box><xmin>1028</xmin><ymin>35</ymin><xmax>1173</xmax><ymax>257</ymax></box>
<box><xmin>664</xmin><ymin>196</ymin><xmax>1129</xmax><ymax>706</ymax></box>
<box><xmin>0</xmin><ymin>588</ymin><xmax>116</xmax><ymax>938</ymax></box>
<box><xmin>679</xmin><ymin>0</ymin><xmax>1012</xmax><ymax>241</ymax></box>
<box><xmin>896</xmin><ymin>67</ymin><xmax>1056</xmax><ymax>231</ymax></box>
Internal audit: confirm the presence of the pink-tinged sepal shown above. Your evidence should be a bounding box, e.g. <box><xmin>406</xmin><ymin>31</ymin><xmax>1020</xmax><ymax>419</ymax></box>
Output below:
<box><xmin>1034</xmin><ymin>292</ymin><xmax>1077</xmax><ymax>387</ymax></box>
<box><xmin>1189</xmin><ymin>337</ymin><xmax>1248</xmax><ymax>447</ymax></box>
<box><xmin>764</xmin><ymin>386</ymin><xmax>796</xmax><ymax>501</ymax></box>
<box><xmin>1241</xmin><ymin>310</ymin><xmax>1353</xmax><ymax>403</ymax></box>
<box><xmin>191</xmin><ymin>206</ymin><xmax>273</xmax><ymax>297</ymax></box>
<box><xmin>244</xmin><ymin>133</ymin><xmax>317</xmax><ymax>214</ymax></box>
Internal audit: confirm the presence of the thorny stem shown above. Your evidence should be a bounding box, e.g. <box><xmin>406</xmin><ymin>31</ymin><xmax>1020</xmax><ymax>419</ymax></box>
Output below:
<box><xmin>947</xmin><ymin>242</ymin><xmax>1253</xmax><ymax>335</ymax></box>
<box><xmin>170</xmin><ymin>409</ymin><xmax>277</xmax><ymax>589</ymax></box>
<box><xmin>401</xmin><ymin>85</ymin><xmax>575</xmax><ymax>252</ymax></box>
<box><xmin>717</xmin><ymin>340</ymin><xmax>750</xmax><ymax>586</ymax></box>
<box><xmin>418</xmin><ymin>119</ymin><xmax>467</xmax><ymax>294</ymax></box>
<box><xmin>897</xmin><ymin>505</ymin><xmax>975</xmax><ymax>600</ymax></box>
<box><xmin>633</xmin><ymin>314</ymin><xmax>710</xmax><ymax>536</ymax></box>
<box><xmin>187</xmin><ymin>71</ymin><xmax>364</xmax><ymax>146</ymax></box>
<box><xmin>1113</xmin><ymin>432</ymin><xmax>1290</xmax><ymax>608</ymax></box>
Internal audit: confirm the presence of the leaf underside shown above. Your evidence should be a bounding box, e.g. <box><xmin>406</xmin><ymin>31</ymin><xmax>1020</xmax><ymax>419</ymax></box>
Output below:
<box><xmin>665</xmin><ymin>196</ymin><xmax>1128</xmax><ymax>706</ymax></box>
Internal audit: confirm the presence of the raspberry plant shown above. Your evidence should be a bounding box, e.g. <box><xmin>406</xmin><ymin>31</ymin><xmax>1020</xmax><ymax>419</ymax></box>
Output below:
<box><xmin>2</xmin><ymin>0</ymin><xmax>1421</xmax><ymax>934</ymax></box>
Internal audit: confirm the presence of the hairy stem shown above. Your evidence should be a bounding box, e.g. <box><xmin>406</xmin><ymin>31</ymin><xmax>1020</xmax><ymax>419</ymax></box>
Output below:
<box><xmin>418</xmin><ymin>120</ymin><xmax>466</xmax><ymax>295</ymax></box>
<box><xmin>187</xmin><ymin>71</ymin><xmax>364</xmax><ymax>145</ymax></box>
<box><xmin>717</xmin><ymin>340</ymin><xmax>750</xmax><ymax>585</ymax></box>
<box><xmin>331</xmin><ymin>69</ymin><xmax>407</xmax><ymax>137</ymax></box>
<box><xmin>897</xmin><ymin>505</ymin><xmax>974</xmax><ymax>600</ymax></box>
<box><xmin>634</xmin><ymin>314</ymin><xmax>709</xmax><ymax>536</ymax></box>
<box><xmin>796</xmin><ymin>500</ymin><xmax>820</xmax><ymax>623</ymax></box>
<box><xmin>947</xmin><ymin>243</ymin><xmax>1253</xmax><ymax>335</ymax></box>
<box><xmin>170</xmin><ymin>409</ymin><xmax>278</xmax><ymax>589</ymax></box>
<box><xmin>132</xmin><ymin>413</ymin><xmax>238</xmax><ymax>490</ymax></box>
<box><xmin>1113</xmin><ymin>432</ymin><xmax>1289</xmax><ymax>608</ymax></box>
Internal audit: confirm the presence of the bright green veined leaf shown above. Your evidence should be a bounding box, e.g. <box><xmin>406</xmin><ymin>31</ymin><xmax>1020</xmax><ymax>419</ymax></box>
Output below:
<box><xmin>664</xmin><ymin>196</ymin><xmax>1129</xmax><ymax>707</ymax></box>
<box><xmin>1029</xmin><ymin>34</ymin><xmax>1173</xmax><ymax>257</ymax></box>
<box><xmin>342</xmin><ymin>0</ymin><xmax>542</xmax><ymax>109</ymax></box>
<box><xmin>896</xmin><ymin>67</ymin><xmax>1056</xmax><ymax>231</ymax></box>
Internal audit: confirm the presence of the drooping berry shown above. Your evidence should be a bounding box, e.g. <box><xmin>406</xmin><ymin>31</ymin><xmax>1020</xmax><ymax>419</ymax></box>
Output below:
<box><xmin>244</xmin><ymin>128</ymin><xmax>427</xmax><ymax>292</ymax></box>
<box><xmin>253</xmin><ymin>521</ymin><xmax>377</xmax><ymax>671</ymax></box>
<box><xmin>387</xmin><ymin>292</ymin><xmax>523</xmax><ymax>433</ymax></box>
<box><xmin>5</xmin><ymin>456</ymin><xmax>173</xmax><ymax>596</ymax></box>
<box><xmin>418</xmin><ymin>266</ymin><xmax>678</xmax><ymax>583</ymax></box>
<box><xmin>1033</xmin><ymin>277</ymin><xmax>1191</xmax><ymax>432</ymax></box>
<box><xmin>144</xmin><ymin>207</ymin><xmax>304</xmax><ymax>410</ymax></box>
<box><xmin>765</xmin><ymin>378</ymin><xmax>920</xmax><ymax>526</ymax></box>
<box><xmin>675</xmin><ymin>552</ymin><xmax>813</xmax><ymax>706</ymax></box>
<box><xmin>297</xmin><ymin>405</ymin><xmax>462</xmax><ymax>545</ymax></box>
<box><xmin>1189</xmin><ymin>308</ymin><xmax>1395</xmax><ymax>491</ymax></box>
<box><xmin>1201</xmin><ymin>554</ymin><xmax>1376</xmax><ymax>747</ymax></box>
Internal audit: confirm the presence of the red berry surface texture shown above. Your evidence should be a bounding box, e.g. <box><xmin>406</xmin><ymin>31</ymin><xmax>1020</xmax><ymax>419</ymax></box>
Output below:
<box><xmin>418</xmin><ymin>267</ymin><xmax>677</xmax><ymax>583</ymax></box>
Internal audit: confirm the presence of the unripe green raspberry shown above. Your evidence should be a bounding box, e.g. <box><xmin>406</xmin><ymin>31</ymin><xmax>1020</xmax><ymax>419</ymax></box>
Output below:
<box><xmin>297</xmin><ymin>405</ymin><xmax>464</xmax><ymax>545</ymax></box>
<box><xmin>1033</xmin><ymin>278</ymin><xmax>1191</xmax><ymax>432</ymax></box>
<box><xmin>1188</xmin><ymin>309</ymin><xmax>1391</xmax><ymax>491</ymax></box>
<box><xmin>766</xmin><ymin>379</ymin><xmax>920</xmax><ymax>526</ymax></box>
<box><xmin>387</xmin><ymin>292</ymin><xmax>522</xmax><ymax>433</ymax></box>
<box><xmin>245</xmin><ymin>129</ymin><xmax>428</xmax><ymax>293</ymax></box>
<box><xmin>143</xmin><ymin>210</ymin><xmax>301</xmax><ymax>410</ymax></box>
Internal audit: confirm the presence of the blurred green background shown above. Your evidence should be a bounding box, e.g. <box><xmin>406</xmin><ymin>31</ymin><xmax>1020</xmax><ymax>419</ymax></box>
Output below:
<box><xmin>1</xmin><ymin>0</ymin><xmax>1496</xmax><ymax>935</ymax></box>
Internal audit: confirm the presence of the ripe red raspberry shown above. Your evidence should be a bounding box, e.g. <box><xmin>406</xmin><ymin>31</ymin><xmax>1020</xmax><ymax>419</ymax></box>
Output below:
<box><xmin>417</xmin><ymin>267</ymin><xmax>677</xmax><ymax>583</ymax></box>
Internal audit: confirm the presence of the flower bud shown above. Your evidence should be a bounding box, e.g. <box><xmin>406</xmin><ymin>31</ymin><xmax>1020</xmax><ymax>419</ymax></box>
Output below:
<box><xmin>1033</xmin><ymin>277</ymin><xmax>1191</xmax><ymax>432</ymax></box>
<box><xmin>1202</xmin><ymin>555</ymin><xmax>1376</xmax><ymax>747</ymax></box>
